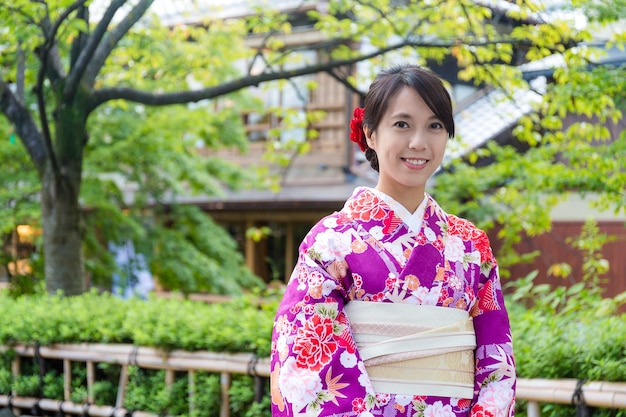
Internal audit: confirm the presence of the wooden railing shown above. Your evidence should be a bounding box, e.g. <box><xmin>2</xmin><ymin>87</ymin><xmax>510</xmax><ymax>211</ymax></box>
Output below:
<box><xmin>0</xmin><ymin>343</ymin><xmax>270</xmax><ymax>417</ymax></box>
<box><xmin>1</xmin><ymin>343</ymin><xmax>625</xmax><ymax>416</ymax></box>
<box><xmin>518</xmin><ymin>378</ymin><xmax>626</xmax><ymax>417</ymax></box>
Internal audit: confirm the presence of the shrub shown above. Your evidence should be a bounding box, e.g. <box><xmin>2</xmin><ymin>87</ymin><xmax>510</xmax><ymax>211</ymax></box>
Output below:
<box><xmin>0</xmin><ymin>290</ymin><xmax>277</xmax><ymax>417</ymax></box>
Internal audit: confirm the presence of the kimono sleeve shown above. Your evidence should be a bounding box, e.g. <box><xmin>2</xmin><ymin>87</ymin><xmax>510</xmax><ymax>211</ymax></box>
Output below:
<box><xmin>270</xmin><ymin>236</ymin><xmax>375</xmax><ymax>416</ymax></box>
<box><xmin>470</xmin><ymin>232</ymin><xmax>517</xmax><ymax>417</ymax></box>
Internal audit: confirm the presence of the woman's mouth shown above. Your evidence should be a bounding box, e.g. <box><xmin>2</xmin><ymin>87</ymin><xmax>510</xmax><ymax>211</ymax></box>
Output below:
<box><xmin>403</xmin><ymin>158</ymin><xmax>428</xmax><ymax>167</ymax></box>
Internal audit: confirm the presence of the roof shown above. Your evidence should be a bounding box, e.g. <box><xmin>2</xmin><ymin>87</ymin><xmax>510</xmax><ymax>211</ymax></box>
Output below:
<box><xmin>447</xmin><ymin>77</ymin><xmax>546</xmax><ymax>164</ymax></box>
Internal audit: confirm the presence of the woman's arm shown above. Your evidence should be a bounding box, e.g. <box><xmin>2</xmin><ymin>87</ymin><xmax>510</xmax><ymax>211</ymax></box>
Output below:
<box><xmin>271</xmin><ymin>250</ymin><xmax>375</xmax><ymax>416</ymax></box>
<box><xmin>470</xmin><ymin>237</ymin><xmax>516</xmax><ymax>417</ymax></box>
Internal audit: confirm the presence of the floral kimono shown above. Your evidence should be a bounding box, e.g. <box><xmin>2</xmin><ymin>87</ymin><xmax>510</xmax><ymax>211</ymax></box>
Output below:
<box><xmin>271</xmin><ymin>187</ymin><xmax>516</xmax><ymax>417</ymax></box>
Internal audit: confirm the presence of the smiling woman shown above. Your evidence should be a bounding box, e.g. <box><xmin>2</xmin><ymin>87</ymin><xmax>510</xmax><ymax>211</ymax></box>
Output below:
<box><xmin>270</xmin><ymin>64</ymin><xmax>516</xmax><ymax>417</ymax></box>
<box><xmin>363</xmin><ymin>86</ymin><xmax>449</xmax><ymax>213</ymax></box>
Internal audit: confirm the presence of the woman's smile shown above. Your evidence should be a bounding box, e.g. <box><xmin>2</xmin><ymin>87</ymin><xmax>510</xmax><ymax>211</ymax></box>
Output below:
<box><xmin>402</xmin><ymin>157</ymin><xmax>429</xmax><ymax>168</ymax></box>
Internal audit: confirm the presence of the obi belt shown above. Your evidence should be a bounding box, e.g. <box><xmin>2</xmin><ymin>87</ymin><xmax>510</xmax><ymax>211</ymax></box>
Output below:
<box><xmin>345</xmin><ymin>301</ymin><xmax>477</xmax><ymax>399</ymax></box>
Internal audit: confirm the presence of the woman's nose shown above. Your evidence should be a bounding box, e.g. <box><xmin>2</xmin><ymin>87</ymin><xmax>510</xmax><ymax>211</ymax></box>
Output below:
<box><xmin>409</xmin><ymin>132</ymin><xmax>427</xmax><ymax>150</ymax></box>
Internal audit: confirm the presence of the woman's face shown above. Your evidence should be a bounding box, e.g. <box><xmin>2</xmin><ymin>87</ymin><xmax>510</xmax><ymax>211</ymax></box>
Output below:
<box><xmin>365</xmin><ymin>86</ymin><xmax>448</xmax><ymax>211</ymax></box>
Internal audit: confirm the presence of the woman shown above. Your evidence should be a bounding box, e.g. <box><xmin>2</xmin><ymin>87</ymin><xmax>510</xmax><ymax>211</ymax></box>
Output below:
<box><xmin>270</xmin><ymin>64</ymin><xmax>516</xmax><ymax>417</ymax></box>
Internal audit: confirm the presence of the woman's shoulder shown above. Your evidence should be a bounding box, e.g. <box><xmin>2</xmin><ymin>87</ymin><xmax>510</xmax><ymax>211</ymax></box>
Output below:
<box><xmin>427</xmin><ymin>195</ymin><xmax>489</xmax><ymax>242</ymax></box>
<box><xmin>309</xmin><ymin>187</ymin><xmax>374</xmax><ymax>231</ymax></box>
<box><xmin>446</xmin><ymin>213</ymin><xmax>489</xmax><ymax>240</ymax></box>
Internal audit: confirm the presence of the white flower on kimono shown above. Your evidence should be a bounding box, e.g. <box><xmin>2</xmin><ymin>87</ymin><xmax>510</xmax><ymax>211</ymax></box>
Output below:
<box><xmin>370</xmin><ymin>225</ymin><xmax>384</xmax><ymax>240</ymax></box>
<box><xmin>412</xmin><ymin>285</ymin><xmax>441</xmax><ymax>305</ymax></box>
<box><xmin>464</xmin><ymin>250</ymin><xmax>481</xmax><ymax>268</ymax></box>
<box><xmin>395</xmin><ymin>395</ymin><xmax>412</xmax><ymax>406</ymax></box>
<box><xmin>424</xmin><ymin>227</ymin><xmax>437</xmax><ymax>242</ymax></box>
<box><xmin>278</xmin><ymin>357</ymin><xmax>323</xmax><ymax>411</ymax></box>
<box><xmin>340</xmin><ymin>351</ymin><xmax>357</xmax><ymax>368</ymax></box>
<box><xmin>314</xmin><ymin>229</ymin><xmax>352</xmax><ymax>262</ymax></box>
<box><xmin>357</xmin><ymin>361</ymin><xmax>374</xmax><ymax>393</ymax></box>
<box><xmin>307</xmin><ymin>270</ymin><xmax>325</xmax><ymax>287</ymax></box>
<box><xmin>322</xmin><ymin>216</ymin><xmax>338</xmax><ymax>228</ymax></box>
<box><xmin>294</xmin><ymin>264</ymin><xmax>309</xmax><ymax>290</ymax></box>
<box><xmin>476</xmin><ymin>381</ymin><xmax>515</xmax><ymax>417</ymax></box>
<box><xmin>447</xmin><ymin>274</ymin><xmax>463</xmax><ymax>291</ymax></box>
<box><xmin>376</xmin><ymin>393</ymin><xmax>391</xmax><ymax>406</ymax></box>
<box><xmin>275</xmin><ymin>335</ymin><xmax>289</xmax><ymax>361</ymax></box>
<box><xmin>388</xmin><ymin>242</ymin><xmax>406</xmax><ymax>263</ymax></box>
<box><xmin>307</xmin><ymin>271</ymin><xmax>326</xmax><ymax>299</ymax></box>
<box><xmin>322</xmin><ymin>279</ymin><xmax>337</xmax><ymax>296</ymax></box>
<box><xmin>423</xmin><ymin>401</ymin><xmax>456</xmax><ymax>417</ymax></box>
<box><xmin>409</xmin><ymin>286</ymin><xmax>429</xmax><ymax>303</ymax></box>
<box><xmin>444</xmin><ymin>234</ymin><xmax>465</xmax><ymax>263</ymax></box>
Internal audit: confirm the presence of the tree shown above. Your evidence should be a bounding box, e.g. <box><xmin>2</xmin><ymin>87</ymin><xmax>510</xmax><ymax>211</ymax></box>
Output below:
<box><xmin>0</xmin><ymin>0</ymin><xmax>623</xmax><ymax>295</ymax></box>
<box><xmin>431</xmin><ymin>2</ymin><xmax>626</xmax><ymax>277</ymax></box>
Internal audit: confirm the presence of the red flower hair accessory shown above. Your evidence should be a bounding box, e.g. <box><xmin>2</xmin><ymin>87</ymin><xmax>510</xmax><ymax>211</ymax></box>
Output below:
<box><xmin>349</xmin><ymin>107</ymin><xmax>367</xmax><ymax>152</ymax></box>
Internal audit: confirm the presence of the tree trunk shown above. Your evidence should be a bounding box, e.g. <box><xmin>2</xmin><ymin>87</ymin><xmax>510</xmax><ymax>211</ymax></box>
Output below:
<box><xmin>40</xmin><ymin>96</ymin><xmax>88</xmax><ymax>295</ymax></box>
<box><xmin>41</xmin><ymin>162</ymin><xmax>85</xmax><ymax>295</ymax></box>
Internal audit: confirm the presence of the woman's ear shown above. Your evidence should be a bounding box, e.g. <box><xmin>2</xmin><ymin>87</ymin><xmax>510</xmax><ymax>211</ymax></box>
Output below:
<box><xmin>363</xmin><ymin>125</ymin><xmax>374</xmax><ymax>149</ymax></box>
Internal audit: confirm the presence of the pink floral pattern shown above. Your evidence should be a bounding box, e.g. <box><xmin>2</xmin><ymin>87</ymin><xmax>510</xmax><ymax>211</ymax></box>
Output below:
<box><xmin>271</xmin><ymin>188</ymin><xmax>516</xmax><ymax>416</ymax></box>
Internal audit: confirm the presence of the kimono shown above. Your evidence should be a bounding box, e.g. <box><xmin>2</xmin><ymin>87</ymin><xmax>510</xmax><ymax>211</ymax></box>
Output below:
<box><xmin>271</xmin><ymin>187</ymin><xmax>516</xmax><ymax>417</ymax></box>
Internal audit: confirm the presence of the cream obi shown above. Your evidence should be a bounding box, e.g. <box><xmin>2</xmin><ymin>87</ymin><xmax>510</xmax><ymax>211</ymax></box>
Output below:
<box><xmin>345</xmin><ymin>301</ymin><xmax>476</xmax><ymax>399</ymax></box>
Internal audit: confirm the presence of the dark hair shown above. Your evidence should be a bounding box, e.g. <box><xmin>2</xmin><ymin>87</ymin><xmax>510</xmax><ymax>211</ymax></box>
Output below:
<box><xmin>362</xmin><ymin>64</ymin><xmax>455</xmax><ymax>172</ymax></box>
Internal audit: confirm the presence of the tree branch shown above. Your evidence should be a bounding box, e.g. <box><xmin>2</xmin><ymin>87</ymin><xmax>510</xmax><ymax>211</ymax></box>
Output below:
<box><xmin>0</xmin><ymin>76</ymin><xmax>47</xmax><ymax>174</ymax></box>
<box><xmin>90</xmin><ymin>38</ymin><xmax>531</xmax><ymax>109</ymax></box>
<box><xmin>33</xmin><ymin>1</ymin><xmax>90</xmax><ymax>177</ymax></box>
<box><xmin>81</xmin><ymin>0</ymin><xmax>155</xmax><ymax>91</ymax></box>
<box><xmin>16</xmin><ymin>42</ymin><xmax>26</xmax><ymax>103</ymax></box>
<box><xmin>326</xmin><ymin>66</ymin><xmax>366</xmax><ymax>97</ymax></box>
<box><xmin>65</xmin><ymin>0</ymin><xmax>127</xmax><ymax>103</ymax></box>
<box><xmin>70</xmin><ymin>4</ymin><xmax>90</xmax><ymax>68</ymax></box>
<box><xmin>14</xmin><ymin>6</ymin><xmax>65</xmax><ymax>82</ymax></box>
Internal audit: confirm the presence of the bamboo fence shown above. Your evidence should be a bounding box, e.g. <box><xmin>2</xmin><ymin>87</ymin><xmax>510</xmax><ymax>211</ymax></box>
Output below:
<box><xmin>0</xmin><ymin>343</ymin><xmax>270</xmax><ymax>417</ymax></box>
<box><xmin>0</xmin><ymin>343</ymin><xmax>625</xmax><ymax>417</ymax></box>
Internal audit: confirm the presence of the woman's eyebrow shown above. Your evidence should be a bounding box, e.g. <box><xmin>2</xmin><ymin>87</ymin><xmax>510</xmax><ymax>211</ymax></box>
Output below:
<box><xmin>389</xmin><ymin>112</ymin><xmax>439</xmax><ymax>121</ymax></box>
<box><xmin>389</xmin><ymin>112</ymin><xmax>413</xmax><ymax>119</ymax></box>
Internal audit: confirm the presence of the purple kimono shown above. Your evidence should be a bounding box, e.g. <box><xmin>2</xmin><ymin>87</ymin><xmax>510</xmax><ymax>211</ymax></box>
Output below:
<box><xmin>271</xmin><ymin>187</ymin><xmax>516</xmax><ymax>417</ymax></box>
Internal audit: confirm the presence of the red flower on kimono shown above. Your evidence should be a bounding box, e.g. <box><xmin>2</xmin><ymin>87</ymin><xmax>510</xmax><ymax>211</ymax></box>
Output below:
<box><xmin>293</xmin><ymin>314</ymin><xmax>338</xmax><ymax>371</ymax></box>
<box><xmin>438</xmin><ymin>288</ymin><xmax>450</xmax><ymax>303</ymax></box>
<box><xmin>457</xmin><ymin>398</ymin><xmax>472</xmax><ymax>410</ymax></box>
<box><xmin>448</xmin><ymin>215</ymin><xmax>483</xmax><ymax>240</ymax></box>
<box><xmin>475</xmin><ymin>232</ymin><xmax>495</xmax><ymax>264</ymax></box>
<box><xmin>352</xmin><ymin>397</ymin><xmax>367</xmax><ymax>413</ymax></box>
<box><xmin>349</xmin><ymin>190</ymin><xmax>387</xmax><ymax>221</ymax></box>
<box><xmin>470</xmin><ymin>404</ymin><xmax>496</xmax><ymax>417</ymax></box>
<box><xmin>349</xmin><ymin>107</ymin><xmax>367</xmax><ymax>151</ymax></box>
<box><xmin>478</xmin><ymin>279</ymin><xmax>500</xmax><ymax>312</ymax></box>
<box><xmin>416</xmin><ymin>232</ymin><xmax>427</xmax><ymax>245</ymax></box>
<box><xmin>335</xmin><ymin>311</ymin><xmax>356</xmax><ymax>353</ymax></box>
<box><xmin>383</xmin><ymin>211</ymin><xmax>402</xmax><ymax>234</ymax></box>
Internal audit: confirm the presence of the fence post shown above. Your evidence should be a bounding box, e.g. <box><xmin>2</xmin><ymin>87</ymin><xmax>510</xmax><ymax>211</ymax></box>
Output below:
<box><xmin>220</xmin><ymin>372</ymin><xmax>231</xmax><ymax>417</ymax></box>
<box><xmin>527</xmin><ymin>401</ymin><xmax>541</xmax><ymax>417</ymax></box>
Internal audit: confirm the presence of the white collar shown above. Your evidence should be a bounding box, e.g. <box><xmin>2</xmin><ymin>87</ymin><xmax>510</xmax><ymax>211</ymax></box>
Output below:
<box><xmin>366</xmin><ymin>188</ymin><xmax>427</xmax><ymax>234</ymax></box>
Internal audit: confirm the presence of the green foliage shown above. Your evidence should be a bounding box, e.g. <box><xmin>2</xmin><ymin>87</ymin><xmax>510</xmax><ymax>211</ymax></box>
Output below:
<box><xmin>0</xmin><ymin>0</ymin><xmax>273</xmax><ymax>295</ymax></box>
<box><xmin>508</xmin><ymin>274</ymin><xmax>626</xmax><ymax>417</ymax></box>
<box><xmin>78</xmin><ymin>24</ymin><xmax>270</xmax><ymax>294</ymax></box>
<box><xmin>506</xmin><ymin>219</ymin><xmax>626</xmax><ymax>416</ymax></box>
<box><xmin>0</xmin><ymin>278</ymin><xmax>625</xmax><ymax>416</ymax></box>
<box><xmin>0</xmin><ymin>120</ymin><xmax>43</xmax><ymax>294</ymax></box>
<box><xmin>0</xmin><ymin>290</ymin><xmax>276</xmax><ymax>355</ymax></box>
<box><xmin>0</xmin><ymin>290</ymin><xmax>276</xmax><ymax>416</ymax></box>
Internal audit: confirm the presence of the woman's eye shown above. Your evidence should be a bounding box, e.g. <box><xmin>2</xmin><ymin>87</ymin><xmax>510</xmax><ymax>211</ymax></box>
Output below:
<box><xmin>394</xmin><ymin>121</ymin><xmax>409</xmax><ymax>128</ymax></box>
<box><xmin>430</xmin><ymin>122</ymin><xmax>444</xmax><ymax>129</ymax></box>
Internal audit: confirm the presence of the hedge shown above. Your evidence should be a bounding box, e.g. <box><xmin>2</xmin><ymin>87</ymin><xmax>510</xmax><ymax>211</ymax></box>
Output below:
<box><xmin>0</xmin><ymin>283</ymin><xmax>624</xmax><ymax>417</ymax></box>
